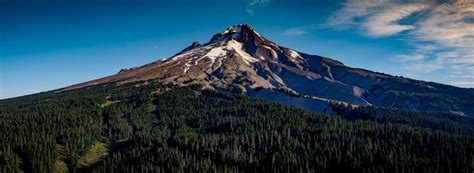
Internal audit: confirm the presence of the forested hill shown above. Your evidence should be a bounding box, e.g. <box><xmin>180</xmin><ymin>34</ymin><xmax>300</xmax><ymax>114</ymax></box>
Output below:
<box><xmin>1</xmin><ymin>81</ymin><xmax>473</xmax><ymax>172</ymax></box>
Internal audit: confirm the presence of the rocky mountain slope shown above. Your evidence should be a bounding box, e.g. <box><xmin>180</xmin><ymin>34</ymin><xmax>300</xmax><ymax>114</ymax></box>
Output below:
<box><xmin>66</xmin><ymin>24</ymin><xmax>474</xmax><ymax>116</ymax></box>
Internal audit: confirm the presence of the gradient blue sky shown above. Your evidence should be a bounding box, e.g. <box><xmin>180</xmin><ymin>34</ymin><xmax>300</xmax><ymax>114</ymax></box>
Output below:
<box><xmin>1</xmin><ymin>0</ymin><xmax>473</xmax><ymax>99</ymax></box>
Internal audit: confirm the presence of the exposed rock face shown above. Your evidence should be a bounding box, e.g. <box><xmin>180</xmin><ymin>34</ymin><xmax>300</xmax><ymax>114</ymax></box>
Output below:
<box><xmin>66</xmin><ymin>24</ymin><xmax>474</xmax><ymax>116</ymax></box>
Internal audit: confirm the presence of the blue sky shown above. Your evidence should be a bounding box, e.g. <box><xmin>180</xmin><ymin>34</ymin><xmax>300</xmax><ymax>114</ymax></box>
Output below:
<box><xmin>1</xmin><ymin>0</ymin><xmax>473</xmax><ymax>99</ymax></box>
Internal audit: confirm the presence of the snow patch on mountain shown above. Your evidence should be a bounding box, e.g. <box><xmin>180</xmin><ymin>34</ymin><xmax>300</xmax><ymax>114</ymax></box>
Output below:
<box><xmin>170</xmin><ymin>45</ymin><xmax>211</xmax><ymax>62</ymax></box>
<box><xmin>259</xmin><ymin>45</ymin><xmax>278</xmax><ymax>60</ymax></box>
<box><xmin>203</xmin><ymin>46</ymin><xmax>228</xmax><ymax>67</ymax></box>
<box><xmin>183</xmin><ymin>60</ymin><xmax>192</xmax><ymax>74</ymax></box>
<box><xmin>289</xmin><ymin>49</ymin><xmax>302</xmax><ymax>59</ymax></box>
<box><xmin>223</xmin><ymin>25</ymin><xmax>242</xmax><ymax>35</ymax></box>
<box><xmin>227</xmin><ymin>40</ymin><xmax>259</xmax><ymax>65</ymax></box>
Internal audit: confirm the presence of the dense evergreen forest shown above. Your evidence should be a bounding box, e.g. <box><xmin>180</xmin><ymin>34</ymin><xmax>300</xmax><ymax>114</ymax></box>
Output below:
<box><xmin>1</xmin><ymin>81</ymin><xmax>473</xmax><ymax>172</ymax></box>
<box><xmin>330</xmin><ymin>103</ymin><xmax>474</xmax><ymax>136</ymax></box>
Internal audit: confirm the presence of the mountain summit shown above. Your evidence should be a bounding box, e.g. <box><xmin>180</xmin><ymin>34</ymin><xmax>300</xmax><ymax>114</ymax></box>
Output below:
<box><xmin>66</xmin><ymin>24</ymin><xmax>474</xmax><ymax>116</ymax></box>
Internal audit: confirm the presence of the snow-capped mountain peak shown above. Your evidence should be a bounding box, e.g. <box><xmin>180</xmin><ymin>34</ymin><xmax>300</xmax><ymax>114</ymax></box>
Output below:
<box><xmin>65</xmin><ymin>24</ymin><xmax>474</xmax><ymax>116</ymax></box>
<box><xmin>67</xmin><ymin>24</ymin><xmax>355</xmax><ymax>104</ymax></box>
<box><xmin>209</xmin><ymin>24</ymin><xmax>267</xmax><ymax>46</ymax></box>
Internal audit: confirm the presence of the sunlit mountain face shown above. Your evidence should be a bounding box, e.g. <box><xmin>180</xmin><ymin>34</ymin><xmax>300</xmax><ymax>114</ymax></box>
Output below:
<box><xmin>2</xmin><ymin>1</ymin><xmax>474</xmax><ymax>172</ymax></box>
<box><xmin>67</xmin><ymin>24</ymin><xmax>474</xmax><ymax>116</ymax></box>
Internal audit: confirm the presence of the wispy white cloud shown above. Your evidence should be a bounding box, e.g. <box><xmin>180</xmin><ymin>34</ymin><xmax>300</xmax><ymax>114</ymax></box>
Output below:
<box><xmin>327</xmin><ymin>0</ymin><xmax>430</xmax><ymax>36</ymax></box>
<box><xmin>283</xmin><ymin>27</ymin><xmax>309</xmax><ymax>36</ymax></box>
<box><xmin>363</xmin><ymin>3</ymin><xmax>428</xmax><ymax>37</ymax></box>
<box><xmin>327</xmin><ymin>0</ymin><xmax>474</xmax><ymax>88</ymax></box>
<box><xmin>245</xmin><ymin>0</ymin><xmax>270</xmax><ymax>15</ymax></box>
<box><xmin>326</xmin><ymin>0</ymin><xmax>390</xmax><ymax>30</ymax></box>
<box><xmin>393</xmin><ymin>54</ymin><xmax>426</xmax><ymax>62</ymax></box>
<box><xmin>283</xmin><ymin>25</ymin><xmax>317</xmax><ymax>36</ymax></box>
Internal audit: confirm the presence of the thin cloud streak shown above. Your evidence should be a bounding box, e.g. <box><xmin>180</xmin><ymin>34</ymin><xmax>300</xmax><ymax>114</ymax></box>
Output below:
<box><xmin>327</xmin><ymin>0</ymin><xmax>474</xmax><ymax>88</ymax></box>
<box><xmin>245</xmin><ymin>0</ymin><xmax>270</xmax><ymax>15</ymax></box>
<box><xmin>283</xmin><ymin>28</ymin><xmax>309</xmax><ymax>36</ymax></box>
<box><xmin>283</xmin><ymin>25</ymin><xmax>318</xmax><ymax>36</ymax></box>
<box><xmin>363</xmin><ymin>3</ymin><xmax>428</xmax><ymax>37</ymax></box>
<box><xmin>393</xmin><ymin>54</ymin><xmax>426</xmax><ymax>62</ymax></box>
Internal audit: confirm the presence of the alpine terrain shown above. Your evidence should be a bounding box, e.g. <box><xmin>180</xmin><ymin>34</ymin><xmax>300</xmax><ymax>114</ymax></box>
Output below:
<box><xmin>2</xmin><ymin>24</ymin><xmax>474</xmax><ymax>172</ymax></box>
<box><xmin>67</xmin><ymin>24</ymin><xmax>474</xmax><ymax>116</ymax></box>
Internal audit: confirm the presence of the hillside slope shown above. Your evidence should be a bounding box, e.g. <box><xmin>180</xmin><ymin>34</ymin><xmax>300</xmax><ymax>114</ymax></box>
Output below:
<box><xmin>64</xmin><ymin>24</ymin><xmax>474</xmax><ymax>116</ymax></box>
<box><xmin>1</xmin><ymin>82</ymin><xmax>474</xmax><ymax>172</ymax></box>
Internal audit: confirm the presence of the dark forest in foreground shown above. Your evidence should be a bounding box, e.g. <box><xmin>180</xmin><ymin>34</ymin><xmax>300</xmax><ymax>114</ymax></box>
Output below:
<box><xmin>1</xmin><ymin>81</ymin><xmax>473</xmax><ymax>172</ymax></box>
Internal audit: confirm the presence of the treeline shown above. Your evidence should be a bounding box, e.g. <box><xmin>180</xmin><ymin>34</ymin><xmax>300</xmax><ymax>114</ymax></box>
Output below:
<box><xmin>330</xmin><ymin>102</ymin><xmax>474</xmax><ymax>135</ymax></box>
<box><xmin>0</xmin><ymin>81</ymin><xmax>473</xmax><ymax>172</ymax></box>
<box><xmin>366</xmin><ymin>79</ymin><xmax>474</xmax><ymax>117</ymax></box>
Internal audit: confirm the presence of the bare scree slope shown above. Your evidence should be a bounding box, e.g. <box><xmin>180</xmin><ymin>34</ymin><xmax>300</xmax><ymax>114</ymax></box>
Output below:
<box><xmin>66</xmin><ymin>24</ymin><xmax>474</xmax><ymax>116</ymax></box>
